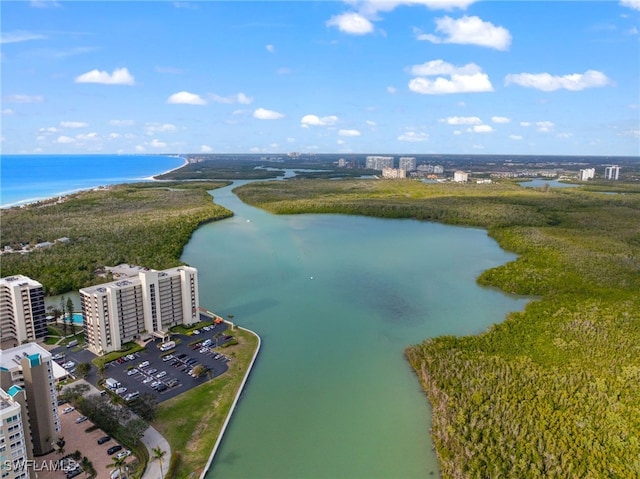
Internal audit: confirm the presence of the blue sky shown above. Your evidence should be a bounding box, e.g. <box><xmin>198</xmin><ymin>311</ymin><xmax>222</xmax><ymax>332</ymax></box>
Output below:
<box><xmin>1</xmin><ymin>0</ymin><xmax>639</xmax><ymax>156</ymax></box>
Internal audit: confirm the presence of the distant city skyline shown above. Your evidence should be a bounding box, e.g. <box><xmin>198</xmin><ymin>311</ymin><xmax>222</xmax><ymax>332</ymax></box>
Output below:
<box><xmin>1</xmin><ymin>0</ymin><xmax>639</xmax><ymax>156</ymax></box>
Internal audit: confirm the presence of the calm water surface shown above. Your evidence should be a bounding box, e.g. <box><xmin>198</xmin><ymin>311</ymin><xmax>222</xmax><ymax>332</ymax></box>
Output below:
<box><xmin>183</xmin><ymin>181</ymin><xmax>529</xmax><ymax>479</ymax></box>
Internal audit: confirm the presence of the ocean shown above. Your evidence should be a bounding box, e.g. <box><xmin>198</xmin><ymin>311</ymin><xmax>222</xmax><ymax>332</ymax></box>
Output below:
<box><xmin>0</xmin><ymin>154</ymin><xmax>185</xmax><ymax>208</ymax></box>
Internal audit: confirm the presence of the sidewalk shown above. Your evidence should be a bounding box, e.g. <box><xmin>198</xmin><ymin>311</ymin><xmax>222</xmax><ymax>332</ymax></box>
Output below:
<box><xmin>141</xmin><ymin>426</ymin><xmax>171</xmax><ymax>479</ymax></box>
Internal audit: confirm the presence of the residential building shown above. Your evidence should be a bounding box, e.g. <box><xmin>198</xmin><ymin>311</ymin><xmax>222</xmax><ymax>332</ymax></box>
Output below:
<box><xmin>365</xmin><ymin>156</ymin><xmax>394</xmax><ymax>170</ymax></box>
<box><xmin>578</xmin><ymin>168</ymin><xmax>595</xmax><ymax>181</ymax></box>
<box><xmin>398</xmin><ymin>157</ymin><xmax>417</xmax><ymax>172</ymax></box>
<box><xmin>604</xmin><ymin>165</ymin><xmax>620</xmax><ymax>180</ymax></box>
<box><xmin>433</xmin><ymin>165</ymin><xmax>444</xmax><ymax>174</ymax></box>
<box><xmin>0</xmin><ymin>343</ymin><xmax>60</xmax><ymax>459</ymax></box>
<box><xmin>80</xmin><ymin>266</ymin><xmax>200</xmax><ymax>355</ymax></box>
<box><xmin>381</xmin><ymin>167</ymin><xmax>406</xmax><ymax>179</ymax></box>
<box><xmin>0</xmin><ymin>276</ymin><xmax>47</xmax><ymax>350</ymax></box>
<box><xmin>453</xmin><ymin>171</ymin><xmax>469</xmax><ymax>183</ymax></box>
<box><xmin>0</xmin><ymin>387</ymin><xmax>30</xmax><ymax>479</ymax></box>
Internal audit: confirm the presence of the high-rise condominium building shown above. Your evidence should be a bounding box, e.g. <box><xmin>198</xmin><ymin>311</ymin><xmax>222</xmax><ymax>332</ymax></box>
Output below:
<box><xmin>0</xmin><ymin>387</ymin><xmax>30</xmax><ymax>479</ymax></box>
<box><xmin>0</xmin><ymin>276</ymin><xmax>47</xmax><ymax>350</ymax></box>
<box><xmin>365</xmin><ymin>156</ymin><xmax>394</xmax><ymax>170</ymax></box>
<box><xmin>604</xmin><ymin>165</ymin><xmax>620</xmax><ymax>180</ymax></box>
<box><xmin>398</xmin><ymin>157</ymin><xmax>417</xmax><ymax>172</ymax></box>
<box><xmin>80</xmin><ymin>266</ymin><xmax>200</xmax><ymax>355</ymax></box>
<box><xmin>0</xmin><ymin>343</ymin><xmax>60</xmax><ymax>459</ymax></box>
<box><xmin>578</xmin><ymin>168</ymin><xmax>595</xmax><ymax>181</ymax></box>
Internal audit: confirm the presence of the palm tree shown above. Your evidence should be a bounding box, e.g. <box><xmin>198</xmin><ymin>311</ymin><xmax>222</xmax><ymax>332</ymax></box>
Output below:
<box><xmin>107</xmin><ymin>455</ymin><xmax>126</xmax><ymax>478</ymax></box>
<box><xmin>152</xmin><ymin>446</ymin><xmax>167</xmax><ymax>477</ymax></box>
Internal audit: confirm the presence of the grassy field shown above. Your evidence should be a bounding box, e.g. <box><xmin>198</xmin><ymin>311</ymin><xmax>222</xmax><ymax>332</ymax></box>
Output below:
<box><xmin>153</xmin><ymin>327</ymin><xmax>259</xmax><ymax>479</ymax></box>
<box><xmin>235</xmin><ymin>177</ymin><xmax>640</xmax><ymax>478</ymax></box>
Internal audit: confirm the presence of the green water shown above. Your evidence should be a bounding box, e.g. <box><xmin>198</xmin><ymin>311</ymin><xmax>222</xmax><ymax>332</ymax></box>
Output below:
<box><xmin>182</xmin><ymin>181</ymin><xmax>529</xmax><ymax>479</ymax></box>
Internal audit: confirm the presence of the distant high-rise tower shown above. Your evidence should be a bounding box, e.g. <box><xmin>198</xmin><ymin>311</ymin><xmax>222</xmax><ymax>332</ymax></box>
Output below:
<box><xmin>578</xmin><ymin>168</ymin><xmax>595</xmax><ymax>181</ymax></box>
<box><xmin>0</xmin><ymin>276</ymin><xmax>47</xmax><ymax>350</ymax></box>
<box><xmin>365</xmin><ymin>156</ymin><xmax>394</xmax><ymax>170</ymax></box>
<box><xmin>398</xmin><ymin>157</ymin><xmax>417</xmax><ymax>172</ymax></box>
<box><xmin>604</xmin><ymin>165</ymin><xmax>620</xmax><ymax>180</ymax></box>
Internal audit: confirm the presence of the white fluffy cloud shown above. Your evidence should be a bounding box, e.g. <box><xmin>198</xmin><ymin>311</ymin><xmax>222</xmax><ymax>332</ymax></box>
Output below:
<box><xmin>398</xmin><ymin>131</ymin><xmax>429</xmax><ymax>142</ymax></box>
<box><xmin>253</xmin><ymin>108</ymin><xmax>284</xmax><ymax>120</ymax></box>
<box><xmin>505</xmin><ymin>70</ymin><xmax>612</xmax><ymax>91</ymax></box>
<box><xmin>150</xmin><ymin>139</ymin><xmax>167</xmax><ymax>148</ymax></box>
<box><xmin>326</xmin><ymin>12</ymin><xmax>374</xmax><ymax>35</ymax></box>
<box><xmin>416</xmin><ymin>15</ymin><xmax>511</xmax><ymax>50</ymax></box>
<box><xmin>440</xmin><ymin>116</ymin><xmax>481</xmax><ymax>125</ymax></box>
<box><xmin>338</xmin><ymin>129</ymin><xmax>361</xmax><ymax>137</ymax></box>
<box><xmin>2</xmin><ymin>109</ymin><xmax>15</xmax><ymax>115</ymax></box>
<box><xmin>469</xmin><ymin>124</ymin><xmax>493</xmax><ymax>133</ymax></box>
<box><xmin>266</xmin><ymin>44</ymin><xmax>275</xmax><ymax>53</ymax></box>
<box><xmin>536</xmin><ymin>121</ymin><xmax>555</xmax><ymax>132</ymax></box>
<box><xmin>620</xmin><ymin>0</ymin><xmax>640</xmax><ymax>10</ymax></box>
<box><xmin>56</xmin><ymin>135</ymin><xmax>75</xmax><ymax>144</ymax></box>
<box><xmin>209</xmin><ymin>92</ymin><xmax>253</xmax><ymax>105</ymax></box>
<box><xmin>167</xmin><ymin>91</ymin><xmax>207</xmax><ymax>105</ymax></box>
<box><xmin>509</xmin><ymin>134</ymin><xmax>523</xmax><ymax>140</ymax></box>
<box><xmin>328</xmin><ymin>1</ymin><xmax>478</xmax><ymax>36</ymax></box>
<box><xmin>409</xmin><ymin>73</ymin><xmax>493</xmax><ymax>94</ymax></box>
<box><xmin>200</xmin><ymin>145</ymin><xmax>213</xmax><ymax>153</ymax></box>
<box><xmin>75</xmin><ymin>67</ymin><xmax>135</xmax><ymax>85</ymax></box>
<box><xmin>60</xmin><ymin>121</ymin><xmax>88</xmax><ymax>128</ymax></box>
<box><xmin>301</xmin><ymin>114</ymin><xmax>338</xmax><ymax>127</ymax></box>
<box><xmin>408</xmin><ymin>60</ymin><xmax>493</xmax><ymax>94</ymax></box>
<box><xmin>491</xmin><ymin>116</ymin><xmax>511</xmax><ymax>123</ymax></box>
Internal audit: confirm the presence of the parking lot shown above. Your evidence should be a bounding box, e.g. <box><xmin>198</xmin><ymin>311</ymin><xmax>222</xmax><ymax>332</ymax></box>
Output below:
<box><xmin>36</xmin><ymin>403</ymin><xmax>134</xmax><ymax>479</ymax></box>
<box><xmin>52</xmin><ymin>321</ymin><xmax>234</xmax><ymax>403</ymax></box>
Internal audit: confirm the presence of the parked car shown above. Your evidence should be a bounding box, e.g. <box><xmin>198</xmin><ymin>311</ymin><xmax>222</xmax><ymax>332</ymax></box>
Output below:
<box><xmin>138</xmin><ymin>361</ymin><xmax>150</xmax><ymax>368</ymax></box>
<box><xmin>75</xmin><ymin>416</ymin><xmax>88</xmax><ymax>424</ymax></box>
<box><xmin>97</xmin><ymin>436</ymin><xmax>111</xmax><ymax>445</ymax></box>
<box><xmin>116</xmin><ymin>450</ymin><xmax>131</xmax><ymax>460</ymax></box>
<box><xmin>115</xmin><ymin>387</ymin><xmax>127</xmax><ymax>395</ymax></box>
<box><xmin>107</xmin><ymin>445</ymin><xmax>122</xmax><ymax>455</ymax></box>
<box><xmin>62</xmin><ymin>407</ymin><xmax>75</xmax><ymax>414</ymax></box>
<box><xmin>127</xmin><ymin>368</ymin><xmax>138</xmax><ymax>376</ymax></box>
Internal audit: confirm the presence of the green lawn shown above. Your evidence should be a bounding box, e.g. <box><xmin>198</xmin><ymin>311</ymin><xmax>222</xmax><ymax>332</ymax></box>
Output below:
<box><xmin>153</xmin><ymin>327</ymin><xmax>259</xmax><ymax>479</ymax></box>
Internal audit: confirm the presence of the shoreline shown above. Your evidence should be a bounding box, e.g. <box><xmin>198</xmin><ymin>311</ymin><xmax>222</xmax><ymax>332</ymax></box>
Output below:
<box><xmin>1</xmin><ymin>154</ymin><xmax>188</xmax><ymax>210</ymax></box>
<box><xmin>198</xmin><ymin>324</ymin><xmax>261</xmax><ymax>479</ymax></box>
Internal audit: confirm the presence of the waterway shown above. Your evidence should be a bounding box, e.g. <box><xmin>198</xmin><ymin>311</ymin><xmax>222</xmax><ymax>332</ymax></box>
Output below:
<box><xmin>182</xmin><ymin>180</ymin><xmax>530</xmax><ymax>479</ymax></box>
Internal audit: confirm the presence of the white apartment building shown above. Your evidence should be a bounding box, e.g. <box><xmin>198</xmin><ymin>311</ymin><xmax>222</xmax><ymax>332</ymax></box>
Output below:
<box><xmin>453</xmin><ymin>171</ymin><xmax>469</xmax><ymax>183</ymax></box>
<box><xmin>433</xmin><ymin>165</ymin><xmax>444</xmax><ymax>174</ymax></box>
<box><xmin>80</xmin><ymin>266</ymin><xmax>200</xmax><ymax>355</ymax></box>
<box><xmin>0</xmin><ymin>277</ymin><xmax>47</xmax><ymax>350</ymax></box>
<box><xmin>398</xmin><ymin>157</ymin><xmax>416</xmax><ymax>172</ymax></box>
<box><xmin>0</xmin><ymin>388</ymin><xmax>30</xmax><ymax>479</ymax></box>
<box><xmin>578</xmin><ymin>168</ymin><xmax>595</xmax><ymax>181</ymax></box>
<box><xmin>0</xmin><ymin>343</ymin><xmax>60</xmax><ymax>459</ymax></box>
<box><xmin>365</xmin><ymin>156</ymin><xmax>394</xmax><ymax>170</ymax></box>
<box><xmin>604</xmin><ymin>165</ymin><xmax>620</xmax><ymax>180</ymax></box>
<box><xmin>381</xmin><ymin>167</ymin><xmax>406</xmax><ymax>179</ymax></box>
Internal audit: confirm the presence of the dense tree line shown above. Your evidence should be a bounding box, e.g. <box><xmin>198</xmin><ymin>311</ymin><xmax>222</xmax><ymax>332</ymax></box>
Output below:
<box><xmin>0</xmin><ymin>182</ymin><xmax>232</xmax><ymax>294</ymax></box>
<box><xmin>236</xmin><ymin>178</ymin><xmax>640</xmax><ymax>478</ymax></box>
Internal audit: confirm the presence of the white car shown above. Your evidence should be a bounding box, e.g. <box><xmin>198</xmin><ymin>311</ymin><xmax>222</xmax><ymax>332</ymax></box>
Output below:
<box><xmin>127</xmin><ymin>368</ymin><xmax>138</xmax><ymax>376</ymax></box>
<box><xmin>138</xmin><ymin>361</ymin><xmax>150</xmax><ymax>368</ymax></box>
<box><xmin>63</xmin><ymin>406</ymin><xmax>75</xmax><ymax>414</ymax></box>
<box><xmin>116</xmin><ymin>449</ymin><xmax>131</xmax><ymax>460</ymax></box>
<box><xmin>115</xmin><ymin>387</ymin><xmax>127</xmax><ymax>395</ymax></box>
